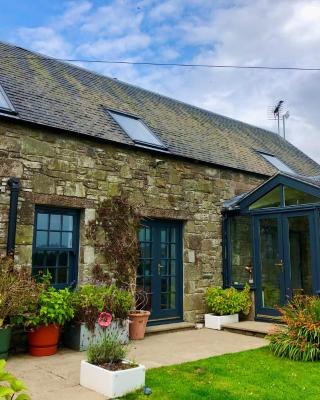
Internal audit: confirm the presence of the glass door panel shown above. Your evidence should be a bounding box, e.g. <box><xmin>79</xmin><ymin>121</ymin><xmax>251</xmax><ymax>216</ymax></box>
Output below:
<box><xmin>286</xmin><ymin>215</ymin><xmax>313</xmax><ymax>296</ymax></box>
<box><xmin>138</xmin><ymin>220</ymin><xmax>183</xmax><ymax>323</ymax></box>
<box><xmin>256</xmin><ymin>215</ymin><xmax>285</xmax><ymax>316</ymax></box>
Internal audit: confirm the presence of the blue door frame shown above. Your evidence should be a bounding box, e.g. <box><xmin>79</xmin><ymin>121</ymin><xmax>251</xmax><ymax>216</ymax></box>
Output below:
<box><xmin>254</xmin><ymin>210</ymin><xmax>318</xmax><ymax>318</ymax></box>
<box><xmin>138</xmin><ymin>219</ymin><xmax>183</xmax><ymax>325</ymax></box>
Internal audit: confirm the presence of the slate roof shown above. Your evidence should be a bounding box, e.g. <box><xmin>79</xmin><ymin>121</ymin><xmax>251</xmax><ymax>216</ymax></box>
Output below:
<box><xmin>1</xmin><ymin>41</ymin><xmax>320</xmax><ymax>177</ymax></box>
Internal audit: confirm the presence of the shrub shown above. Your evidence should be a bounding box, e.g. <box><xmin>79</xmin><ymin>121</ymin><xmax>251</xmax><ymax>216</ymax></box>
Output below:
<box><xmin>23</xmin><ymin>287</ymin><xmax>74</xmax><ymax>328</ymax></box>
<box><xmin>87</xmin><ymin>336</ymin><xmax>128</xmax><ymax>366</ymax></box>
<box><xmin>268</xmin><ymin>295</ymin><xmax>320</xmax><ymax>361</ymax></box>
<box><xmin>205</xmin><ymin>284</ymin><xmax>251</xmax><ymax>316</ymax></box>
<box><xmin>0</xmin><ymin>255</ymin><xmax>43</xmax><ymax>329</ymax></box>
<box><xmin>0</xmin><ymin>359</ymin><xmax>30</xmax><ymax>399</ymax></box>
<box><xmin>72</xmin><ymin>284</ymin><xmax>133</xmax><ymax>331</ymax></box>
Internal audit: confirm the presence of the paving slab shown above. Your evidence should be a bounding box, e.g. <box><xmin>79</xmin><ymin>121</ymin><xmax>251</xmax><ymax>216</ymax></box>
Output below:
<box><xmin>6</xmin><ymin>328</ymin><xmax>268</xmax><ymax>400</ymax></box>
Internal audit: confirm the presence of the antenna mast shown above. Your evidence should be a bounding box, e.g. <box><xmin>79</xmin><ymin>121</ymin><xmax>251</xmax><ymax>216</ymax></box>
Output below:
<box><xmin>268</xmin><ymin>100</ymin><xmax>289</xmax><ymax>139</ymax></box>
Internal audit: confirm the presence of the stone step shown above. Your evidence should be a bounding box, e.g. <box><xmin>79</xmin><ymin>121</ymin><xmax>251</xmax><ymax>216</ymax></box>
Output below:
<box><xmin>146</xmin><ymin>322</ymin><xmax>195</xmax><ymax>336</ymax></box>
<box><xmin>221</xmin><ymin>321</ymin><xmax>278</xmax><ymax>338</ymax></box>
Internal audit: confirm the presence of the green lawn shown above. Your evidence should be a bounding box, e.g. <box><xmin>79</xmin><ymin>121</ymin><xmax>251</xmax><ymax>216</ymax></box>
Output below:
<box><xmin>124</xmin><ymin>347</ymin><xmax>320</xmax><ymax>400</ymax></box>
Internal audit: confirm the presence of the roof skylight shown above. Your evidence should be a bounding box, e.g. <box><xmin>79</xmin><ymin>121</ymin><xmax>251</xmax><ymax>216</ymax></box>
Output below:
<box><xmin>109</xmin><ymin>110</ymin><xmax>166</xmax><ymax>149</ymax></box>
<box><xmin>0</xmin><ymin>84</ymin><xmax>14</xmax><ymax>113</ymax></box>
<box><xmin>259</xmin><ymin>152</ymin><xmax>295</xmax><ymax>174</ymax></box>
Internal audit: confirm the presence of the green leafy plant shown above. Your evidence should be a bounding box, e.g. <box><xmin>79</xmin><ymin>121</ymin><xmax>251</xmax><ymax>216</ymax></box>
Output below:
<box><xmin>87</xmin><ymin>336</ymin><xmax>128</xmax><ymax>366</ymax></box>
<box><xmin>0</xmin><ymin>255</ymin><xmax>43</xmax><ymax>329</ymax></box>
<box><xmin>205</xmin><ymin>284</ymin><xmax>251</xmax><ymax>316</ymax></box>
<box><xmin>268</xmin><ymin>295</ymin><xmax>320</xmax><ymax>361</ymax></box>
<box><xmin>0</xmin><ymin>359</ymin><xmax>29</xmax><ymax>399</ymax></box>
<box><xmin>23</xmin><ymin>287</ymin><xmax>74</xmax><ymax>328</ymax></box>
<box><xmin>72</xmin><ymin>284</ymin><xmax>134</xmax><ymax>331</ymax></box>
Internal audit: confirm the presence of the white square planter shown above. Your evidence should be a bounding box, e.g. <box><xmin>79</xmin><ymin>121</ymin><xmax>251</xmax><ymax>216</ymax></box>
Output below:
<box><xmin>80</xmin><ymin>360</ymin><xmax>145</xmax><ymax>398</ymax></box>
<box><xmin>204</xmin><ymin>313</ymin><xmax>239</xmax><ymax>330</ymax></box>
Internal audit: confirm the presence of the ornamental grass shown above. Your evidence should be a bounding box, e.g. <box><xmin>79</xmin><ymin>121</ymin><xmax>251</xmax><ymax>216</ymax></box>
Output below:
<box><xmin>268</xmin><ymin>295</ymin><xmax>320</xmax><ymax>361</ymax></box>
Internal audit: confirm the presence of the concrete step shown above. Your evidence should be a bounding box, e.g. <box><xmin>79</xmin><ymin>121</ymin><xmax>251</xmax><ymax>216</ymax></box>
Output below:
<box><xmin>222</xmin><ymin>321</ymin><xmax>278</xmax><ymax>338</ymax></box>
<box><xmin>146</xmin><ymin>322</ymin><xmax>195</xmax><ymax>336</ymax></box>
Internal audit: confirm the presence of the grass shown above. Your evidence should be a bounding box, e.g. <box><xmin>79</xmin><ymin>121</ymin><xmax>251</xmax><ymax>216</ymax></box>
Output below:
<box><xmin>123</xmin><ymin>347</ymin><xmax>320</xmax><ymax>399</ymax></box>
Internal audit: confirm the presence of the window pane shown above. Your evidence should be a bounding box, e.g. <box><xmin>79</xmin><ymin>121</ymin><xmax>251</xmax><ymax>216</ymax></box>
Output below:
<box><xmin>57</xmin><ymin>268</ymin><xmax>68</xmax><ymax>284</ymax></box>
<box><xmin>37</xmin><ymin>213</ymin><xmax>49</xmax><ymax>230</ymax></box>
<box><xmin>230</xmin><ymin>216</ymin><xmax>252</xmax><ymax>285</ymax></box>
<box><xmin>62</xmin><ymin>215</ymin><xmax>73</xmax><ymax>231</ymax></box>
<box><xmin>260</xmin><ymin>153</ymin><xmax>294</xmax><ymax>173</ymax></box>
<box><xmin>50</xmin><ymin>214</ymin><xmax>61</xmax><ymax>230</ymax></box>
<box><xmin>61</xmin><ymin>232</ymin><xmax>72</xmax><ymax>248</ymax></box>
<box><xmin>33</xmin><ymin>251</ymin><xmax>45</xmax><ymax>267</ymax></box>
<box><xmin>0</xmin><ymin>86</ymin><xmax>12</xmax><ymax>110</ymax></box>
<box><xmin>36</xmin><ymin>231</ymin><xmax>48</xmax><ymax>248</ymax></box>
<box><xmin>284</xmin><ymin>186</ymin><xmax>320</xmax><ymax>206</ymax></box>
<box><xmin>289</xmin><ymin>216</ymin><xmax>312</xmax><ymax>295</ymax></box>
<box><xmin>46</xmin><ymin>251</ymin><xmax>57</xmax><ymax>267</ymax></box>
<box><xmin>49</xmin><ymin>232</ymin><xmax>60</xmax><ymax>247</ymax></box>
<box><xmin>110</xmin><ymin>111</ymin><xmax>165</xmax><ymax>148</ymax></box>
<box><xmin>59</xmin><ymin>251</ymin><xmax>69</xmax><ymax>267</ymax></box>
<box><xmin>259</xmin><ymin>218</ymin><xmax>281</xmax><ymax>308</ymax></box>
<box><xmin>249</xmin><ymin>186</ymin><xmax>281</xmax><ymax>210</ymax></box>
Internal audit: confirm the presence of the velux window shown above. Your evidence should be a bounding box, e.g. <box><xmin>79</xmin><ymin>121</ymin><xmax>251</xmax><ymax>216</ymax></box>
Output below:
<box><xmin>0</xmin><ymin>84</ymin><xmax>15</xmax><ymax>113</ymax></box>
<box><xmin>109</xmin><ymin>110</ymin><xmax>166</xmax><ymax>149</ymax></box>
<box><xmin>32</xmin><ymin>207</ymin><xmax>79</xmax><ymax>288</ymax></box>
<box><xmin>259</xmin><ymin>152</ymin><xmax>294</xmax><ymax>174</ymax></box>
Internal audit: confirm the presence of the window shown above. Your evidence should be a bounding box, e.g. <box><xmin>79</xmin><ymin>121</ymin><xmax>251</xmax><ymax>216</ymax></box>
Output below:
<box><xmin>230</xmin><ymin>216</ymin><xmax>253</xmax><ymax>286</ymax></box>
<box><xmin>32</xmin><ymin>207</ymin><xmax>79</xmax><ymax>288</ymax></box>
<box><xmin>259</xmin><ymin>152</ymin><xmax>295</xmax><ymax>174</ymax></box>
<box><xmin>249</xmin><ymin>186</ymin><xmax>281</xmax><ymax>210</ymax></box>
<box><xmin>0</xmin><ymin>84</ymin><xmax>15</xmax><ymax>113</ymax></box>
<box><xmin>284</xmin><ymin>186</ymin><xmax>320</xmax><ymax>206</ymax></box>
<box><xmin>109</xmin><ymin>110</ymin><xmax>166</xmax><ymax>149</ymax></box>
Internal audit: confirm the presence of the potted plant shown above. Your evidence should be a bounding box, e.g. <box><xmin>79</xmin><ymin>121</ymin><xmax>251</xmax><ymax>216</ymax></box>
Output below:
<box><xmin>128</xmin><ymin>289</ymin><xmax>150</xmax><ymax>340</ymax></box>
<box><xmin>204</xmin><ymin>284</ymin><xmax>251</xmax><ymax>330</ymax></box>
<box><xmin>63</xmin><ymin>283</ymin><xmax>133</xmax><ymax>351</ymax></box>
<box><xmin>80</xmin><ymin>313</ymin><xmax>145</xmax><ymax>398</ymax></box>
<box><xmin>23</xmin><ymin>283</ymin><xmax>74</xmax><ymax>356</ymax></box>
<box><xmin>0</xmin><ymin>255</ymin><xmax>42</xmax><ymax>359</ymax></box>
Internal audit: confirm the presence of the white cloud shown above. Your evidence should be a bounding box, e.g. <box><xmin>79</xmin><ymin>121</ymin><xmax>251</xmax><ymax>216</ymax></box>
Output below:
<box><xmin>10</xmin><ymin>0</ymin><xmax>320</xmax><ymax>164</ymax></box>
<box><xmin>16</xmin><ymin>27</ymin><xmax>71</xmax><ymax>58</ymax></box>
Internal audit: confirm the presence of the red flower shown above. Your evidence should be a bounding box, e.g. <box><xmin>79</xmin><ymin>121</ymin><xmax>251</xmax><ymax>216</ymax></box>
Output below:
<box><xmin>98</xmin><ymin>312</ymin><xmax>112</xmax><ymax>328</ymax></box>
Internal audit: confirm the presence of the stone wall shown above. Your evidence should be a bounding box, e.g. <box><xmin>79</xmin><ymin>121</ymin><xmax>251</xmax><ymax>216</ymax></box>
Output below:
<box><xmin>0</xmin><ymin>120</ymin><xmax>264</xmax><ymax>322</ymax></box>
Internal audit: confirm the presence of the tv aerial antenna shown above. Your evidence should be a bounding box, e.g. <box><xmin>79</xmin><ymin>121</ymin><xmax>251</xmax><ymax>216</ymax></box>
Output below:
<box><xmin>267</xmin><ymin>100</ymin><xmax>290</xmax><ymax>139</ymax></box>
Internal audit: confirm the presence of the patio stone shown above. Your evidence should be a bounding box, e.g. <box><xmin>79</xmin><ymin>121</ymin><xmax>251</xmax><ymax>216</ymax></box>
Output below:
<box><xmin>6</xmin><ymin>328</ymin><xmax>267</xmax><ymax>400</ymax></box>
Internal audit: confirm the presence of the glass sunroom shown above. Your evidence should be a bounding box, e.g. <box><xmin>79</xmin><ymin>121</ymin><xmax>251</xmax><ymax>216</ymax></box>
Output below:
<box><xmin>223</xmin><ymin>173</ymin><xmax>320</xmax><ymax>319</ymax></box>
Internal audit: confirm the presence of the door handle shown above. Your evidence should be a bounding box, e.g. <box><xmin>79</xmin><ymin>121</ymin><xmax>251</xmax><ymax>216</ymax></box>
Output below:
<box><xmin>158</xmin><ymin>264</ymin><xmax>162</xmax><ymax>275</ymax></box>
<box><xmin>274</xmin><ymin>259</ymin><xmax>283</xmax><ymax>268</ymax></box>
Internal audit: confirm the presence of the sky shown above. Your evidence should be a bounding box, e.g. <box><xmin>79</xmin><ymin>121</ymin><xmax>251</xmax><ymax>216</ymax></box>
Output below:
<box><xmin>1</xmin><ymin>0</ymin><xmax>320</xmax><ymax>163</ymax></box>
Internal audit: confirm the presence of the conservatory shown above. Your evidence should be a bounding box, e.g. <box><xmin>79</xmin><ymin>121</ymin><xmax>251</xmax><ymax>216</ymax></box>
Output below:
<box><xmin>223</xmin><ymin>172</ymin><xmax>320</xmax><ymax>319</ymax></box>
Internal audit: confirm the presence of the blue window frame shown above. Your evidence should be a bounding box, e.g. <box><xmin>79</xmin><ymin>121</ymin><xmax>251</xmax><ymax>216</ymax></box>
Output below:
<box><xmin>32</xmin><ymin>207</ymin><xmax>80</xmax><ymax>288</ymax></box>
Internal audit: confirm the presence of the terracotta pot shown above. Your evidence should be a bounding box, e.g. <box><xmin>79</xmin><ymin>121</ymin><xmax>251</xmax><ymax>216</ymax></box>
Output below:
<box><xmin>129</xmin><ymin>311</ymin><xmax>150</xmax><ymax>340</ymax></box>
<box><xmin>27</xmin><ymin>324</ymin><xmax>60</xmax><ymax>356</ymax></box>
<box><xmin>0</xmin><ymin>326</ymin><xmax>12</xmax><ymax>360</ymax></box>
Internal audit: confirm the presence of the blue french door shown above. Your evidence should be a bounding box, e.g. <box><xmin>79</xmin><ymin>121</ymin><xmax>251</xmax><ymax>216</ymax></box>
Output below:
<box><xmin>255</xmin><ymin>211</ymin><xmax>316</xmax><ymax>318</ymax></box>
<box><xmin>138</xmin><ymin>220</ymin><xmax>183</xmax><ymax>324</ymax></box>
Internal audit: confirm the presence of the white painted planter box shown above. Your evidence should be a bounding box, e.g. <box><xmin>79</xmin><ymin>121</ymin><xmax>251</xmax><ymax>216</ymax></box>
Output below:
<box><xmin>80</xmin><ymin>360</ymin><xmax>145</xmax><ymax>398</ymax></box>
<box><xmin>204</xmin><ymin>313</ymin><xmax>239</xmax><ymax>330</ymax></box>
<box><xmin>63</xmin><ymin>319</ymin><xmax>129</xmax><ymax>351</ymax></box>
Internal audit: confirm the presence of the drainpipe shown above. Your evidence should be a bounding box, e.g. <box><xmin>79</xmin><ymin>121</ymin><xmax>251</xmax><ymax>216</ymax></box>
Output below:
<box><xmin>6</xmin><ymin>177</ymin><xmax>20</xmax><ymax>257</ymax></box>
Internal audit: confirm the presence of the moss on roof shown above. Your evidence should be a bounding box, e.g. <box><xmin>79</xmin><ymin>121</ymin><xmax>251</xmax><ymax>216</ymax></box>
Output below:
<box><xmin>1</xmin><ymin>41</ymin><xmax>319</xmax><ymax>177</ymax></box>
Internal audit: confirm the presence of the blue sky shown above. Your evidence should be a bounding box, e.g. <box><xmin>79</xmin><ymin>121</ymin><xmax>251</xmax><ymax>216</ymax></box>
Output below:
<box><xmin>1</xmin><ymin>0</ymin><xmax>320</xmax><ymax>162</ymax></box>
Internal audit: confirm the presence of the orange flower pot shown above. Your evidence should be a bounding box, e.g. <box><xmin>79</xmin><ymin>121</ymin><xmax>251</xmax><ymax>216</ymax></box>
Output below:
<box><xmin>27</xmin><ymin>324</ymin><xmax>60</xmax><ymax>356</ymax></box>
<box><xmin>129</xmin><ymin>311</ymin><xmax>150</xmax><ymax>340</ymax></box>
